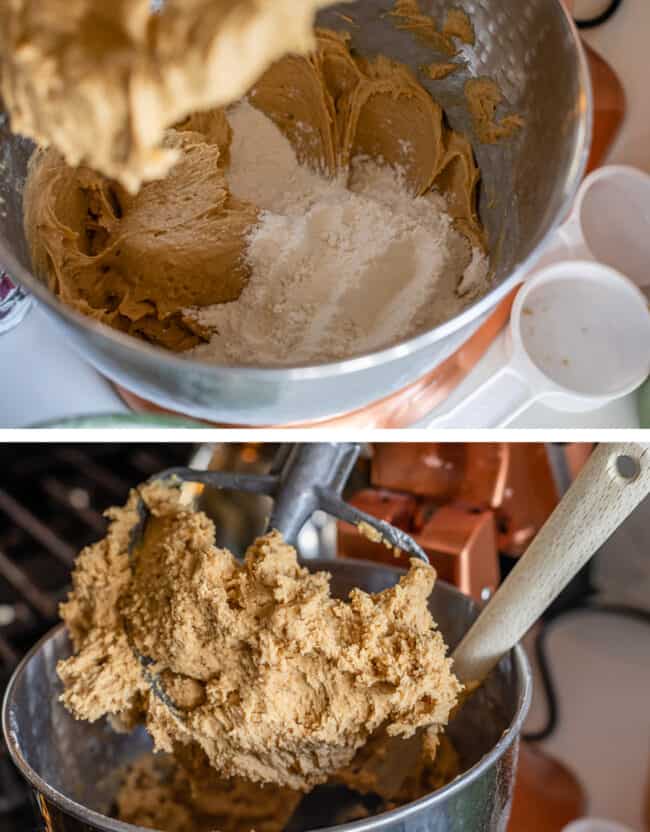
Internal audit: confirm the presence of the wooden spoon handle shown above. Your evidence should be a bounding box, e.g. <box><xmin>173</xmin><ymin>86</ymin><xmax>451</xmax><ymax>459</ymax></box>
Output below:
<box><xmin>452</xmin><ymin>443</ymin><xmax>650</xmax><ymax>684</ymax></box>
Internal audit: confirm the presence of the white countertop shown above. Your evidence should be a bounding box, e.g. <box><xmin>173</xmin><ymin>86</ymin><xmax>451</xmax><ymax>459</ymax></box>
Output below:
<box><xmin>0</xmin><ymin>304</ymin><xmax>127</xmax><ymax>428</ymax></box>
<box><xmin>0</xmin><ymin>1</ymin><xmax>648</xmax><ymax>428</ymax></box>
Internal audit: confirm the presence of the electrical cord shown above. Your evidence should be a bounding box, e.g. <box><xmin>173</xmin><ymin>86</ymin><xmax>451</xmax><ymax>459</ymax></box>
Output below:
<box><xmin>522</xmin><ymin>599</ymin><xmax>650</xmax><ymax>743</ymax></box>
<box><xmin>574</xmin><ymin>0</ymin><xmax>624</xmax><ymax>29</ymax></box>
<box><xmin>522</xmin><ymin>620</ymin><xmax>559</xmax><ymax>742</ymax></box>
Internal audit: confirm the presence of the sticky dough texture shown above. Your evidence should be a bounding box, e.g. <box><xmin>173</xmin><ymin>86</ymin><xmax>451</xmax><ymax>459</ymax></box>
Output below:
<box><xmin>57</xmin><ymin>481</ymin><xmax>461</xmax><ymax>791</ymax></box>
<box><xmin>24</xmin><ymin>30</ymin><xmax>483</xmax><ymax>353</ymax></box>
<box><xmin>116</xmin><ymin>751</ymin><xmax>302</xmax><ymax>832</ymax></box>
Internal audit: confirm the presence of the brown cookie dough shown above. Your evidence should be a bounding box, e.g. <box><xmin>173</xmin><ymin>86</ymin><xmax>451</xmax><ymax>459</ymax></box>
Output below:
<box><xmin>116</xmin><ymin>751</ymin><xmax>302</xmax><ymax>832</ymax></box>
<box><xmin>115</xmin><ymin>734</ymin><xmax>460</xmax><ymax>832</ymax></box>
<box><xmin>0</xmin><ymin>0</ymin><xmax>336</xmax><ymax>191</ymax></box>
<box><xmin>57</xmin><ymin>481</ymin><xmax>461</xmax><ymax>791</ymax></box>
<box><xmin>24</xmin><ymin>126</ymin><xmax>257</xmax><ymax>351</ymax></box>
<box><xmin>465</xmin><ymin>78</ymin><xmax>525</xmax><ymax>144</ymax></box>
<box><xmin>442</xmin><ymin>9</ymin><xmax>475</xmax><ymax>46</ymax></box>
<box><xmin>390</xmin><ymin>0</ymin><xmax>522</xmax><ymax>147</ymax></box>
<box><xmin>423</xmin><ymin>62</ymin><xmax>461</xmax><ymax>81</ymax></box>
<box><xmin>391</xmin><ymin>2</ymin><xmax>474</xmax><ymax>54</ymax></box>
<box><xmin>24</xmin><ymin>30</ymin><xmax>484</xmax><ymax>353</ymax></box>
<box><xmin>390</xmin><ymin>0</ymin><xmax>457</xmax><ymax>56</ymax></box>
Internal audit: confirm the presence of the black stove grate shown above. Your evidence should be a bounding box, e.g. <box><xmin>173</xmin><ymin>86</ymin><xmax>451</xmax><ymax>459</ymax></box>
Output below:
<box><xmin>0</xmin><ymin>444</ymin><xmax>195</xmax><ymax>830</ymax></box>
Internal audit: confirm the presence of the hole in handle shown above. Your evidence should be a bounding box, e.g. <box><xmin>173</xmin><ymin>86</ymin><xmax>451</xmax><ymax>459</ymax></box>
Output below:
<box><xmin>615</xmin><ymin>454</ymin><xmax>640</xmax><ymax>482</ymax></box>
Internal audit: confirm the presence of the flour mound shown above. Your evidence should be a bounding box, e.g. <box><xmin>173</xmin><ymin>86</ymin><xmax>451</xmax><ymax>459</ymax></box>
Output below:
<box><xmin>187</xmin><ymin>101</ymin><xmax>488</xmax><ymax>366</ymax></box>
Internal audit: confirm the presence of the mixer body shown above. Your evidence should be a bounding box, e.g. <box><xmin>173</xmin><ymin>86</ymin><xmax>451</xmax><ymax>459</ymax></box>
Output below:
<box><xmin>3</xmin><ymin>559</ymin><xmax>531</xmax><ymax>832</ymax></box>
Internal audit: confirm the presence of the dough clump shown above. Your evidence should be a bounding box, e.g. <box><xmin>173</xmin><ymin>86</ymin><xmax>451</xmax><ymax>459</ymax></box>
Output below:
<box><xmin>114</xmin><ymin>734</ymin><xmax>460</xmax><ymax>832</ymax></box>
<box><xmin>0</xmin><ymin>0</ymin><xmax>336</xmax><ymax>192</ymax></box>
<box><xmin>116</xmin><ymin>750</ymin><xmax>302</xmax><ymax>832</ymax></box>
<box><xmin>57</xmin><ymin>481</ymin><xmax>461</xmax><ymax>791</ymax></box>
<box><xmin>390</xmin><ymin>0</ymin><xmax>474</xmax><ymax>55</ymax></box>
<box><xmin>23</xmin><ymin>128</ymin><xmax>257</xmax><ymax>351</ymax></box>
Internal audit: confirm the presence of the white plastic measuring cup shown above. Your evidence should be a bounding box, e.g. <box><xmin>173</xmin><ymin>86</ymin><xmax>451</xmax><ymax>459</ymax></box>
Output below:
<box><xmin>562</xmin><ymin>820</ymin><xmax>637</xmax><ymax>832</ymax></box>
<box><xmin>538</xmin><ymin>164</ymin><xmax>650</xmax><ymax>290</ymax></box>
<box><xmin>431</xmin><ymin>261</ymin><xmax>650</xmax><ymax>428</ymax></box>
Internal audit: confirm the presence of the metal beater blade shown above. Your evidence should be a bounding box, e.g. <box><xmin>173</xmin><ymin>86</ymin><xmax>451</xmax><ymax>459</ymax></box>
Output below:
<box><xmin>129</xmin><ymin>443</ymin><xmax>429</xmax><ymax>561</ymax></box>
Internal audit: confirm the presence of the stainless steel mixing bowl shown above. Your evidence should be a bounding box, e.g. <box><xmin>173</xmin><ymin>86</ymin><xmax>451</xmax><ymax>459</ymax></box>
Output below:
<box><xmin>3</xmin><ymin>559</ymin><xmax>531</xmax><ymax>832</ymax></box>
<box><xmin>0</xmin><ymin>0</ymin><xmax>591</xmax><ymax>424</ymax></box>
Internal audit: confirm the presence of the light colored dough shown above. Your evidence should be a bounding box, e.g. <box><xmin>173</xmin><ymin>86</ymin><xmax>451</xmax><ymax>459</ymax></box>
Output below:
<box><xmin>0</xmin><ymin>0</ymin><xmax>336</xmax><ymax>191</ymax></box>
<box><xmin>116</xmin><ymin>751</ymin><xmax>302</xmax><ymax>832</ymax></box>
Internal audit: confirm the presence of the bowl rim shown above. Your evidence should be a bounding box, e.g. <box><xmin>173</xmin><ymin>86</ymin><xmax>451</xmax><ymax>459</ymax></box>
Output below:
<box><xmin>0</xmin><ymin>0</ymin><xmax>593</xmax><ymax>382</ymax></box>
<box><xmin>2</xmin><ymin>559</ymin><xmax>533</xmax><ymax>832</ymax></box>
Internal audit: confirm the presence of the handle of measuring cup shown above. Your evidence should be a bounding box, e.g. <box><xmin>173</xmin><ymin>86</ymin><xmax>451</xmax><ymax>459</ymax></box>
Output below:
<box><xmin>533</xmin><ymin>213</ymin><xmax>587</xmax><ymax>272</ymax></box>
<box><xmin>429</xmin><ymin>363</ymin><xmax>534</xmax><ymax>428</ymax></box>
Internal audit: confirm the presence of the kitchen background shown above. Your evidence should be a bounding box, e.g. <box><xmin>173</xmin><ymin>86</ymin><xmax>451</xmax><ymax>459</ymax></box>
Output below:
<box><xmin>0</xmin><ymin>442</ymin><xmax>648</xmax><ymax>831</ymax></box>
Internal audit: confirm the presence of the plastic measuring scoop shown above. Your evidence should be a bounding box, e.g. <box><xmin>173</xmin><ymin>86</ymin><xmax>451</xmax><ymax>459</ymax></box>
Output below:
<box><xmin>431</xmin><ymin>261</ymin><xmax>650</xmax><ymax>428</ymax></box>
<box><xmin>544</xmin><ymin>165</ymin><xmax>650</xmax><ymax>291</ymax></box>
<box><xmin>561</xmin><ymin>821</ymin><xmax>637</xmax><ymax>832</ymax></box>
<box><xmin>430</xmin><ymin>164</ymin><xmax>650</xmax><ymax>427</ymax></box>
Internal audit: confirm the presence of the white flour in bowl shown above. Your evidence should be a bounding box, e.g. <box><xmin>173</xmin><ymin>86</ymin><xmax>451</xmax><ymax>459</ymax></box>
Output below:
<box><xmin>187</xmin><ymin>100</ymin><xmax>488</xmax><ymax>366</ymax></box>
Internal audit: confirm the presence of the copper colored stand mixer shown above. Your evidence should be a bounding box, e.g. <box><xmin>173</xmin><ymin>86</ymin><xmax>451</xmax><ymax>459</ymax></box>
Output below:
<box><xmin>338</xmin><ymin>443</ymin><xmax>593</xmax><ymax>602</ymax></box>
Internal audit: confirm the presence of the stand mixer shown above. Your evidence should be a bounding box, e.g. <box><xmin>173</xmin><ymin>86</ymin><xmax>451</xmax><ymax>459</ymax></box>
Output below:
<box><xmin>5</xmin><ymin>442</ymin><xmax>650</xmax><ymax>832</ymax></box>
<box><xmin>2</xmin><ymin>442</ymin><xmax>531</xmax><ymax>832</ymax></box>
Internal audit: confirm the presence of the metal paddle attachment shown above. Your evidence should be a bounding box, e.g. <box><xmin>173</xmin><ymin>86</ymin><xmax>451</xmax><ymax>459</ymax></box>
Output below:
<box><xmin>128</xmin><ymin>442</ymin><xmax>428</xmax><ymax>560</ymax></box>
